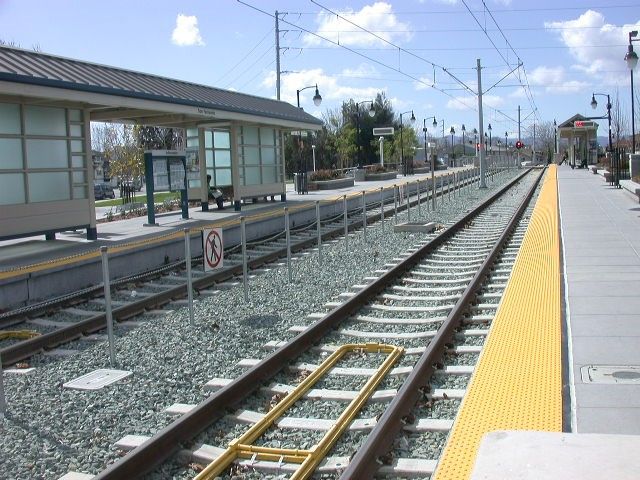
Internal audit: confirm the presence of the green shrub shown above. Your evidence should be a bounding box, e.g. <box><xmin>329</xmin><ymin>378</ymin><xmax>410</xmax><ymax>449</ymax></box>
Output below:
<box><xmin>309</xmin><ymin>169</ymin><xmax>344</xmax><ymax>181</ymax></box>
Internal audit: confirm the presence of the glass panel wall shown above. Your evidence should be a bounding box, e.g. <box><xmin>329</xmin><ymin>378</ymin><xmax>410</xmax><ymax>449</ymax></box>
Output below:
<box><xmin>0</xmin><ymin>102</ymin><xmax>87</xmax><ymax>205</ymax></box>
<box><xmin>204</xmin><ymin>129</ymin><xmax>232</xmax><ymax>188</ymax></box>
<box><xmin>238</xmin><ymin>126</ymin><xmax>282</xmax><ymax>186</ymax></box>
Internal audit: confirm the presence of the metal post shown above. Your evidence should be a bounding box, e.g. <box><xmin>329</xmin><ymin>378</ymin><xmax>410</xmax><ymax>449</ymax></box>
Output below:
<box><xmin>184</xmin><ymin>228</ymin><xmax>194</xmax><ymax>326</ymax></box>
<box><xmin>316</xmin><ymin>201</ymin><xmax>322</xmax><ymax>264</ymax></box>
<box><xmin>362</xmin><ymin>191</ymin><xmax>367</xmax><ymax>241</ymax></box>
<box><xmin>285</xmin><ymin>207</ymin><xmax>292</xmax><ymax>282</ymax></box>
<box><xmin>426</xmin><ymin>179</ymin><xmax>430</xmax><ymax>213</ymax></box>
<box><xmin>448</xmin><ymin>174</ymin><xmax>452</xmax><ymax>201</ymax></box>
<box><xmin>275</xmin><ymin>11</ymin><xmax>281</xmax><ymax>101</ymax></box>
<box><xmin>406</xmin><ymin>182</ymin><xmax>411</xmax><ymax>221</ymax></box>
<box><xmin>343</xmin><ymin>195</ymin><xmax>348</xmax><ymax>248</ymax></box>
<box><xmin>440</xmin><ymin>175</ymin><xmax>444</xmax><ymax>205</ymax></box>
<box><xmin>241</xmin><ymin>217</ymin><xmax>249</xmax><ymax>301</ymax></box>
<box><xmin>380</xmin><ymin>187</ymin><xmax>384</xmax><ymax>230</ymax></box>
<box><xmin>477</xmin><ymin>58</ymin><xmax>487</xmax><ymax>188</ymax></box>
<box><xmin>417</xmin><ymin>180</ymin><xmax>421</xmax><ymax>215</ymax></box>
<box><xmin>393</xmin><ymin>185</ymin><xmax>398</xmax><ymax>223</ymax></box>
<box><xmin>100</xmin><ymin>246</ymin><xmax>116</xmax><ymax>366</ymax></box>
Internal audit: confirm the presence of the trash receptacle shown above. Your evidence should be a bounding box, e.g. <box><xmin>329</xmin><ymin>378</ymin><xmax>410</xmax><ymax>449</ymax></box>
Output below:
<box><xmin>294</xmin><ymin>172</ymin><xmax>308</xmax><ymax>194</ymax></box>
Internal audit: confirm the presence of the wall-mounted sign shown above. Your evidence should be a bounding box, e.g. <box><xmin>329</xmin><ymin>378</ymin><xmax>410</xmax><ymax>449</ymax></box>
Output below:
<box><xmin>574</xmin><ymin>120</ymin><xmax>595</xmax><ymax>128</ymax></box>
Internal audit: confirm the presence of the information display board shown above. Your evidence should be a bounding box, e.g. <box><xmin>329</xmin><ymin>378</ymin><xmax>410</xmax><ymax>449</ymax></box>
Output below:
<box><xmin>144</xmin><ymin>150</ymin><xmax>189</xmax><ymax>225</ymax></box>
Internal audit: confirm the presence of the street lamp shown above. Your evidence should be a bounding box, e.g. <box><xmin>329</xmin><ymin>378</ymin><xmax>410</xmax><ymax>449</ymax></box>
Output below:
<box><xmin>400</xmin><ymin>110</ymin><xmax>416</xmax><ymax>175</ymax></box>
<box><xmin>461</xmin><ymin>124</ymin><xmax>466</xmax><ymax>157</ymax></box>
<box><xmin>450</xmin><ymin>126</ymin><xmax>455</xmax><ymax>161</ymax></box>
<box><xmin>294</xmin><ymin>84</ymin><xmax>322</xmax><ymax>194</ymax></box>
<box><xmin>296</xmin><ymin>84</ymin><xmax>322</xmax><ymax>109</ymax></box>
<box><xmin>473</xmin><ymin>128</ymin><xmax>478</xmax><ymax>157</ymax></box>
<box><xmin>625</xmin><ymin>30</ymin><xmax>639</xmax><ymax>153</ymax></box>
<box><xmin>590</xmin><ymin>93</ymin><xmax>613</xmax><ymax>151</ymax></box>
<box><xmin>355</xmin><ymin>100</ymin><xmax>376</xmax><ymax>168</ymax></box>
<box><xmin>423</xmin><ymin>116</ymin><xmax>438</xmax><ymax>210</ymax></box>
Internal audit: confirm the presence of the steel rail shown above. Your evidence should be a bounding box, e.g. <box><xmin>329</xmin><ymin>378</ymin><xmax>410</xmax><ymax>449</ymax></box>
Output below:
<box><xmin>339</xmin><ymin>167</ymin><xmax>545</xmax><ymax>479</ymax></box>
<box><xmin>0</xmin><ymin>170</ymin><xmax>486</xmax><ymax>364</ymax></box>
<box><xmin>91</xmin><ymin>168</ymin><xmax>529</xmax><ymax>480</ymax></box>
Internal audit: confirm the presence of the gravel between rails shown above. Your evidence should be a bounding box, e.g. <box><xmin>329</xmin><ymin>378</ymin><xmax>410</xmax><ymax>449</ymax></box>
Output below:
<box><xmin>0</xmin><ymin>171</ymin><xmax>519</xmax><ymax>480</ymax></box>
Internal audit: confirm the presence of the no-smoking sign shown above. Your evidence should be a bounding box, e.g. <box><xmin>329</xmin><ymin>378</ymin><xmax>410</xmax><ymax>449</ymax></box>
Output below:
<box><xmin>203</xmin><ymin>228</ymin><xmax>224</xmax><ymax>271</ymax></box>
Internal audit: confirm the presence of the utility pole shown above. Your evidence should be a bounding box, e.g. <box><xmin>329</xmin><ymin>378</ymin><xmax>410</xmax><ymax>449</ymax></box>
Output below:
<box><xmin>275</xmin><ymin>11</ymin><xmax>281</xmax><ymax>100</ymax></box>
<box><xmin>517</xmin><ymin>105</ymin><xmax>521</xmax><ymax>168</ymax></box>
<box><xmin>477</xmin><ymin>58</ymin><xmax>487</xmax><ymax>188</ymax></box>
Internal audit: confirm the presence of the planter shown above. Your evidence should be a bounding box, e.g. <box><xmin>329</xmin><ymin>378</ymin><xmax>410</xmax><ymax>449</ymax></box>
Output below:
<box><xmin>308</xmin><ymin>177</ymin><xmax>355</xmax><ymax>190</ymax></box>
<box><xmin>363</xmin><ymin>171</ymin><xmax>397</xmax><ymax>181</ymax></box>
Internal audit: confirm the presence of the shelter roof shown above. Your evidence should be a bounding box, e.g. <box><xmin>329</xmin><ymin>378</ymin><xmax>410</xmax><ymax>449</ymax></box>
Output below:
<box><xmin>0</xmin><ymin>46</ymin><xmax>322</xmax><ymax>128</ymax></box>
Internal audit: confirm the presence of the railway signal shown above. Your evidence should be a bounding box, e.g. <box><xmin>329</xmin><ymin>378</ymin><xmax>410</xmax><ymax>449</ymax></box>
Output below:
<box><xmin>515</xmin><ymin>140</ymin><xmax>524</xmax><ymax>150</ymax></box>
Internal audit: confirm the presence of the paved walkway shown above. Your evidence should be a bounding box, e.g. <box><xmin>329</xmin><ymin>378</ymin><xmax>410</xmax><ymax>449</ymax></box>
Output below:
<box><xmin>558</xmin><ymin>165</ymin><xmax>640</xmax><ymax>434</ymax></box>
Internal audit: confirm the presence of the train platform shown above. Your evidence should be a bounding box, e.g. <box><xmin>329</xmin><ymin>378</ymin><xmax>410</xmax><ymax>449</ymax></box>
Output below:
<box><xmin>435</xmin><ymin>164</ymin><xmax>640</xmax><ymax>479</ymax></box>
<box><xmin>0</xmin><ymin>167</ymin><xmax>472</xmax><ymax>280</ymax></box>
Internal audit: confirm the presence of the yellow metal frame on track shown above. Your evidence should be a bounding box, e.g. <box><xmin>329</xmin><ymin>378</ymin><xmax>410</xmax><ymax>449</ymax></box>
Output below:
<box><xmin>194</xmin><ymin>342</ymin><xmax>404</xmax><ymax>480</ymax></box>
<box><xmin>434</xmin><ymin>165</ymin><xmax>562</xmax><ymax>480</ymax></box>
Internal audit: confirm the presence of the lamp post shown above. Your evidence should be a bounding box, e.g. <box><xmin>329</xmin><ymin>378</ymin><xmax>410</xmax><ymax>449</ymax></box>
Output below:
<box><xmin>473</xmin><ymin>128</ymin><xmax>478</xmax><ymax>157</ymax></box>
<box><xmin>488</xmin><ymin>123</ymin><xmax>492</xmax><ymax>152</ymax></box>
<box><xmin>400</xmin><ymin>110</ymin><xmax>416</xmax><ymax>176</ymax></box>
<box><xmin>450</xmin><ymin>126</ymin><xmax>455</xmax><ymax>163</ymax></box>
<box><xmin>590</xmin><ymin>93</ymin><xmax>613</xmax><ymax>152</ymax></box>
<box><xmin>461</xmin><ymin>124</ymin><xmax>466</xmax><ymax>159</ymax></box>
<box><xmin>311</xmin><ymin>145</ymin><xmax>316</xmax><ymax>171</ymax></box>
<box><xmin>423</xmin><ymin>117</ymin><xmax>437</xmax><ymax>163</ymax></box>
<box><xmin>355</xmin><ymin>100</ymin><xmax>376</xmax><ymax>168</ymax></box>
<box><xmin>295</xmin><ymin>84</ymin><xmax>322</xmax><ymax>194</ymax></box>
<box><xmin>625</xmin><ymin>30</ymin><xmax>638</xmax><ymax>153</ymax></box>
<box><xmin>505</xmin><ymin>131</ymin><xmax>508</xmax><ymax>165</ymax></box>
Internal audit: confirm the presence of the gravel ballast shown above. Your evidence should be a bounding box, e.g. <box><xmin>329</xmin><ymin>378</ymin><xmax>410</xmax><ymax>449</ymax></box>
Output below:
<box><xmin>0</xmin><ymin>170</ymin><xmax>522</xmax><ymax>479</ymax></box>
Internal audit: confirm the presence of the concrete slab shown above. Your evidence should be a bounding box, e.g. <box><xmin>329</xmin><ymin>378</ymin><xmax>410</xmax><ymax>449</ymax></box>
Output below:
<box><xmin>470</xmin><ymin>430</ymin><xmax>640</xmax><ymax>480</ymax></box>
<box><xmin>575</xmin><ymin>407</ymin><xmax>640</xmax><ymax>434</ymax></box>
<box><xmin>569</xmin><ymin>314</ymin><xmax>640</xmax><ymax>337</ymax></box>
<box><xmin>559</xmin><ymin>166</ymin><xmax>640</xmax><ymax>437</ymax></box>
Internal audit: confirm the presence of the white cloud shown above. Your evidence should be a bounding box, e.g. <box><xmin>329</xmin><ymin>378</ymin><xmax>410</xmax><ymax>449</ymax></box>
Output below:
<box><xmin>260</xmin><ymin>68</ymin><xmax>386</xmax><ymax>110</ymax></box>
<box><xmin>304</xmin><ymin>2</ymin><xmax>412</xmax><ymax>48</ymax></box>
<box><xmin>172</xmin><ymin>14</ymin><xmax>205</xmax><ymax>47</ymax></box>
<box><xmin>526</xmin><ymin>65</ymin><xmax>588</xmax><ymax>93</ymax></box>
<box><xmin>544</xmin><ymin>10</ymin><xmax>640</xmax><ymax>81</ymax></box>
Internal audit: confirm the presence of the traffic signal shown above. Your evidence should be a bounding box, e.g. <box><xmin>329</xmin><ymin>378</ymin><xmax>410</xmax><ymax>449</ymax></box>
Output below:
<box><xmin>515</xmin><ymin>140</ymin><xmax>524</xmax><ymax>149</ymax></box>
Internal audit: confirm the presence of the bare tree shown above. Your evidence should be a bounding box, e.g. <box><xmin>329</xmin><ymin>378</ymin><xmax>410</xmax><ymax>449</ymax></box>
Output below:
<box><xmin>526</xmin><ymin>121</ymin><xmax>555</xmax><ymax>162</ymax></box>
<box><xmin>610</xmin><ymin>88</ymin><xmax>628</xmax><ymax>148</ymax></box>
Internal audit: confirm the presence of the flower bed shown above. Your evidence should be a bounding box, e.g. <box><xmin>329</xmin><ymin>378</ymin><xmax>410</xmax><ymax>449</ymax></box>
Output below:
<box><xmin>308</xmin><ymin>177</ymin><xmax>355</xmax><ymax>190</ymax></box>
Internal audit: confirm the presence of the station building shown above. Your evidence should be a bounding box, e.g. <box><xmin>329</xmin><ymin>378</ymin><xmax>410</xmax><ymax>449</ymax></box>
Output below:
<box><xmin>556</xmin><ymin>114</ymin><xmax>599</xmax><ymax>167</ymax></box>
<box><xmin>0</xmin><ymin>46</ymin><xmax>322</xmax><ymax>241</ymax></box>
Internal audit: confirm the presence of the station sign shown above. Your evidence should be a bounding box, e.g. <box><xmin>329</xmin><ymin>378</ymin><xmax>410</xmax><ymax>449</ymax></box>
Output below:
<box><xmin>373</xmin><ymin>127</ymin><xmax>395</xmax><ymax>136</ymax></box>
<box><xmin>574</xmin><ymin>120</ymin><xmax>595</xmax><ymax>128</ymax></box>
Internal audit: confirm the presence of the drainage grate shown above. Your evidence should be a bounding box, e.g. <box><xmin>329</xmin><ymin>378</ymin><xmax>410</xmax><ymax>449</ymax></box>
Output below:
<box><xmin>63</xmin><ymin>369</ymin><xmax>132</xmax><ymax>390</ymax></box>
<box><xmin>580</xmin><ymin>365</ymin><xmax>640</xmax><ymax>384</ymax></box>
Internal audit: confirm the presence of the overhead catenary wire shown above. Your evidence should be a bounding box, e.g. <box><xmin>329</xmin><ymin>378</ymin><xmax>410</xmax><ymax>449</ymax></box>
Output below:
<box><xmin>310</xmin><ymin>0</ymin><xmax>477</xmax><ymax>96</ymax></box>
<box><xmin>215</xmin><ymin>27</ymin><xmax>274</xmax><ymax>85</ymax></box>
<box><xmin>236</xmin><ymin>0</ymin><xmax>476</xmax><ymax>111</ymax></box>
<box><xmin>224</xmin><ymin>42</ymin><xmax>275</xmax><ymax>89</ymax></box>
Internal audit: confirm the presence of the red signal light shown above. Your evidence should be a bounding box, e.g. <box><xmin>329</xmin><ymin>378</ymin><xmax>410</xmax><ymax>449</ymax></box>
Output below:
<box><xmin>516</xmin><ymin>140</ymin><xmax>524</xmax><ymax>149</ymax></box>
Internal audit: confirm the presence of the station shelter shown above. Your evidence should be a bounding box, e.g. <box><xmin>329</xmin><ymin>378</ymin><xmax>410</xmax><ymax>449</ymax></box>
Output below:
<box><xmin>0</xmin><ymin>46</ymin><xmax>322</xmax><ymax>241</ymax></box>
<box><xmin>556</xmin><ymin>114</ymin><xmax>599</xmax><ymax>168</ymax></box>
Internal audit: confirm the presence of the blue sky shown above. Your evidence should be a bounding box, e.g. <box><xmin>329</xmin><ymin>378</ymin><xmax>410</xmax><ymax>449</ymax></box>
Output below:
<box><xmin>1</xmin><ymin>0</ymin><xmax>639</xmax><ymax>140</ymax></box>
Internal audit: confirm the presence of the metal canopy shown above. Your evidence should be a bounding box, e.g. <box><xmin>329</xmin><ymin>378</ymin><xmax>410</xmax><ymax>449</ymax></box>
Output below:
<box><xmin>0</xmin><ymin>46</ymin><xmax>323</xmax><ymax>129</ymax></box>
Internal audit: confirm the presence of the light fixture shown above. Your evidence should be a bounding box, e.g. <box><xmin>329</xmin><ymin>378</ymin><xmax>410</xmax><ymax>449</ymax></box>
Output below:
<box><xmin>368</xmin><ymin>102</ymin><xmax>375</xmax><ymax>117</ymax></box>
<box><xmin>410</xmin><ymin>111</ymin><xmax>416</xmax><ymax>124</ymax></box>
<box><xmin>312</xmin><ymin>85</ymin><xmax>322</xmax><ymax>106</ymax></box>
<box><xmin>590</xmin><ymin>94</ymin><xmax>597</xmax><ymax>109</ymax></box>
<box><xmin>432</xmin><ymin>118</ymin><xmax>437</xmax><ymax>128</ymax></box>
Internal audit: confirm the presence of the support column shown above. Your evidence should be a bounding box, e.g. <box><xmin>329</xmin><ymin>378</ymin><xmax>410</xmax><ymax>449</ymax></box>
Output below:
<box><xmin>230</xmin><ymin>123</ymin><xmax>241</xmax><ymax>212</ymax></box>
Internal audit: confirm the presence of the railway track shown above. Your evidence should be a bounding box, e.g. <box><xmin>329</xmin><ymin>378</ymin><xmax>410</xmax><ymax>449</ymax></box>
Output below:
<box><xmin>85</xmin><ymin>167</ymin><xmax>543</xmax><ymax>479</ymax></box>
<box><xmin>0</xmin><ymin>168</ymin><xmax>495</xmax><ymax>368</ymax></box>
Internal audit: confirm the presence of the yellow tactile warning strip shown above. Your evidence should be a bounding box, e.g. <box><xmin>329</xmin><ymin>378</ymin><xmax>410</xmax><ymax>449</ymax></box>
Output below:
<box><xmin>0</xmin><ymin>169</ymin><xmax>470</xmax><ymax>281</ymax></box>
<box><xmin>433</xmin><ymin>165</ymin><xmax>562</xmax><ymax>480</ymax></box>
